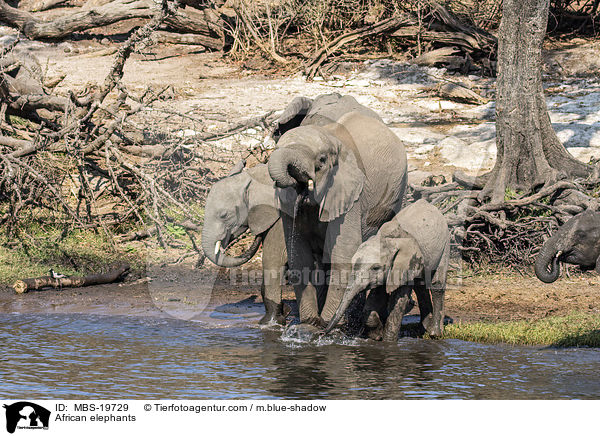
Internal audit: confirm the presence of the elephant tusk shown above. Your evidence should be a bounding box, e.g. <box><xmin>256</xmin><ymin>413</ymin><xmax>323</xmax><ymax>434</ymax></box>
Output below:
<box><xmin>307</xmin><ymin>179</ymin><xmax>314</xmax><ymax>192</ymax></box>
<box><xmin>214</xmin><ymin>241</ymin><xmax>222</xmax><ymax>256</ymax></box>
<box><xmin>556</xmin><ymin>250</ymin><xmax>563</xmax><ymax>258</ymax></box>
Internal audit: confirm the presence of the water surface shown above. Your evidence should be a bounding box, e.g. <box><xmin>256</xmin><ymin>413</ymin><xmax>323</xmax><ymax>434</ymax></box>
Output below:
<box><xmin>1</xmin><ymin>312</ymin><xmax>599</xmax><ymax>399</ymax></box>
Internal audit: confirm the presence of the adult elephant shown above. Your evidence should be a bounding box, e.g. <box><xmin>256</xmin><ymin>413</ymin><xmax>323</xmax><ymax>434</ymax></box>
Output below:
<box><xmin>268</xmin><ymin>111</ymin><xmax>408</xmax><ymax>327</ymax></box>
<box><xmin>534</xmin><ymin>210</ymin><xmax>600</xmax><ymax>283</ymax></box>
<box><xmin>202</xmin><ymin>93</ymin><xmax>383</xmax><ymax>325</ymax></box>
<box><xmin>201</xmin><ymin>162</ymin><xmax>288</xmax><ymax>324</ymax></box>
<box><xmin>272</xmin><ymin>92</ymin><xmax>383</xmax><ymax>140</ymax></box>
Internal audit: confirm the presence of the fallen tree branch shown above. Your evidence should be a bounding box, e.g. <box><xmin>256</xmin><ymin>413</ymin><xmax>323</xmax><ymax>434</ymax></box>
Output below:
<box><xmin>305</xmin><ymin>15</ymin><xmax>413</xmax><ymax>79</ymax></box>
<box><xmin>12</xmin><ymin>264</ymin><xmax>130</xmax><ymax>293</ymax></box>
<box><xmin>0</xmin><ymin>0</ymin><xmax>155</xmax><ymax>40</ymax></box>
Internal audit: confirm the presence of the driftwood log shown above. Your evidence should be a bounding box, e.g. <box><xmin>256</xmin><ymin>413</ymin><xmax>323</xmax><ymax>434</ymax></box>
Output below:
<box><xmin>0</xmin><ymin>0</ymin><xmax>225</xmax><ymax>49</ymax></box>
<box><xmin>12</xmin><ymin>264</ymin><xmax>130</xmax><ymax>293</ymax></box>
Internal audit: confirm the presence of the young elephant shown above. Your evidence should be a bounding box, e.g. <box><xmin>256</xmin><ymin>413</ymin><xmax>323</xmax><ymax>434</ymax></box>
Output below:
<box><xmin>535</xmin><ymin>210</ymin><xmax>600</xmax><ymax>283</ymax></box>
<box><xmin>201</xmin><ymin>162</ymin><xmax>288</xmax><ymax>324</ymax></box>
<box><xmin>323</xmin><ymin>199</ymin><xmax>450</xmax><ymax>341</ymax></box>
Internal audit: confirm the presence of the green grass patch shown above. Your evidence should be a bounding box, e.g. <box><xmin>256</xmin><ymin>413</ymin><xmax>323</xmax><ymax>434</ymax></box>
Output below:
<box><xmin>0</xmin><ymin>228</ymin><xmax>146</xmax><ymax>286</ymax></box>
<box><xmin>443</xmin><ymin>312</ymin><xmax>600</xmax><ymax>347</ymax></box>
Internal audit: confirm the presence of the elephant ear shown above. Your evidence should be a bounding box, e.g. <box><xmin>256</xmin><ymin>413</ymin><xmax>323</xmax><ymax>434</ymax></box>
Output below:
<box><xmin>314</xmin><ymin>143</ymin><xmax>365</xmax><ymax>222</ymax></box>
<box><xmin>385</xmin><ymin>238</ymin><xmax>423</xmax><ymax>295</ymax></box>
<box><xmin>227</xmin><ymin>159</ymin><xmax>246</xmax><ymax>176</ymax></box>
<box><xmin>272</xmin><ymin>96</ymin><xmax>313</xmax><ymax>141</ymax></box>
<box><xmin>246</xmin><ymin>167</ymin><xmax>280</xmax><ymax>235</ymax></box>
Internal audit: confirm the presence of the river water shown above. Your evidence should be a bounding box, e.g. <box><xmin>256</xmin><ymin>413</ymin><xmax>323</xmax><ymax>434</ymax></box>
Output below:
<box><xmin>1</xmin><ymin>310</ymin><xmax>599</xmax><ymax>400</ymax></box>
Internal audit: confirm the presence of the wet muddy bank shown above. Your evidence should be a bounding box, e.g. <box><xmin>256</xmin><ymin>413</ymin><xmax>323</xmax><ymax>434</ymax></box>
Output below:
<box><xmin>2</xmin><ymin>264</ymin><xmax>598</xmax><ymax>327</ymax></box>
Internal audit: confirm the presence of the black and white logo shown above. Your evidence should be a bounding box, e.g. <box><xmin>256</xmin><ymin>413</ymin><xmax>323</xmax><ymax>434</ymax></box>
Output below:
<box><xmin>3</xmin><ymin>402</ymin><xmax>50</xmax><ymax>434</ymax></box>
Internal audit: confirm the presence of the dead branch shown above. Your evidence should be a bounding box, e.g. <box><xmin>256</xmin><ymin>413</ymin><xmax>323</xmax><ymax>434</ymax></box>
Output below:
<box><xmin>13</xmin><ymin>264</ymin><xmax>130</xmax><ymax>293</ymax></box>
<box><xmin>305</xmin><ymin>15</ymin><xmax>413</xmax><ymax>79</ymax></box>
<box><xmin>0</xmin><ymin>0</ymin><xmax>155</xmax><ymax>40</ymax></box>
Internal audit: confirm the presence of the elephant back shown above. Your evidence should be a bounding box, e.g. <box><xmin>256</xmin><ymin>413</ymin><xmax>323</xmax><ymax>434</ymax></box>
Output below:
<box><xmin>302</xmin><ymin>94</ymin><xmax>383</xmax><ymax>127</ymax></box>
<box><xmin>392</xmin><ymin>200</ymin><xmax>449</xmax><ymax>271</ymax></box>
<box><xmin>246</xmin><ymin>163</ymin><xmax>273</xmax><ymax>186</ymax></box>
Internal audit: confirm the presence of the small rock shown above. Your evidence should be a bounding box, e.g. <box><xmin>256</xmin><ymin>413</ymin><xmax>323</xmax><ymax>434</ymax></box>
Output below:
<box><xmin>101</xmin><ymin>38</ymin><xmax>110</xmax><ymax>45</ymax></box>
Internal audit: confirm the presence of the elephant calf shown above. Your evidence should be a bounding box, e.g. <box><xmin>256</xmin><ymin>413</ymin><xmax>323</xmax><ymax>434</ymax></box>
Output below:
<box><xmin>323</xmin><ymin>200</ymin><xmax>450</xmax><ymax>341</ymax></box>
<box><xmin>535</xmin><ymin>210</ymin><xmax>600</xmax><ymax>283</ymax></box>
<box><xmin>201</xmin><ymin>162</ymin><xmax>289</xmax><ymax>324</ymax></box>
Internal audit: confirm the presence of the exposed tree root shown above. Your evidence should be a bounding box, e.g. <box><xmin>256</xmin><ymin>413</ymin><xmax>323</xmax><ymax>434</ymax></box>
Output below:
<box><xmin>410</xmin><ymin>171</ymin><xmax>600</xmax><ymax>268</ymax></box>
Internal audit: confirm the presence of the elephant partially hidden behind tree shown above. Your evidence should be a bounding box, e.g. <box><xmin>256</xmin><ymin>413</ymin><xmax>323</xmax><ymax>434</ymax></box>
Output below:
<box><xmin>202</xmin><ymin>93</ymin><xmax>385</xmax><ymax>325</ymax></box>
<box><xmin>323</xmin><ymin>200</ymin><xmax>450</xmax><ymax>341</ymax></box>
<box><xmin>535</xmin><ymin>210</ymin><xmax>600</xmax><ymax>283</ymax></box>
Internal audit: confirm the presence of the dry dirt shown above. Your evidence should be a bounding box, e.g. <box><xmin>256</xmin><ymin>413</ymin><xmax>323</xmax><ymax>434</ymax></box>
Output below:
<box><xmin>1</xmin><ymin>262</ymin><xmax>599</xmax><ymax>325</ymax></box>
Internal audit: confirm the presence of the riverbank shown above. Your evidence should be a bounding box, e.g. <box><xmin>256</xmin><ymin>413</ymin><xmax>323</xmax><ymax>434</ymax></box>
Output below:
<box><xmin>1</xmin><ymin>262</ymin><xmax>598</xmax><ymax>347</ymax></box>
<box><xmin>443</xmin><ymin>312</ymin><xmax>600</xmax><ymax>347</ymax></box>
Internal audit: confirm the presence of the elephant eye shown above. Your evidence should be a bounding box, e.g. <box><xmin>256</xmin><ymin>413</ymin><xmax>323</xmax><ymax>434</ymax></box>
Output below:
<box><xmin>218</xmin><ymin>210</ymin><xmax>229</xmax><ymax>220</ymax></box>
<box><xmin>316</xmin><ymin>154</ymin><xmax>328</xmax><ymax>169</ymax></box>
<box><xmin>371</xmin><ymin>264</ymin><xmax>382</xmax><ymax>271</ymax></box>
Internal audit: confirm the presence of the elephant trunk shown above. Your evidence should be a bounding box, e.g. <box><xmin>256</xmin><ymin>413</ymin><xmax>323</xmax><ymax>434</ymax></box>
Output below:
<box><xmin>534</xmin><ymin>236</ymin><xmax>561</xmax><ymax>283</ymax></box>
<box><xmin>201</xmin><ymin>230</ymin><xmax>263</xmax><ymax>268</ymax></box>
<box><xmin>323</xmin><ymin>282</ymin><xmax>365</xmax><ymax>335</ymax></box>
<box><xmin>268</xmin><ymin>146</ymin><xmax>314</xmax><ymax>189</ymax></box>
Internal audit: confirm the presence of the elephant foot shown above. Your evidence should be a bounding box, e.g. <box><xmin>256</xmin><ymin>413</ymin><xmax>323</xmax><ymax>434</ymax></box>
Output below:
<box><xmin>300</xmin><ymin>316</ymin><xmax>327</xmax><ymax>329</ymax></box>
<box><xmin>421</xmin><ymin>314</ymin><xmax>444</xmax><ymax>338</ymax></box>
<box><xmin>259</xmin><ymin>301</ymin><xmax>291</xmax><ymax>326</ymax></box>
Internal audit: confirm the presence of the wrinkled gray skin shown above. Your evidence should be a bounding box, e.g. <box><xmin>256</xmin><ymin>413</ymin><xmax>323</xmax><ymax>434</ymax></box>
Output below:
<box><xmin>202</xmin><ymin>94</ymin><xmax>383</xmax><ymax>325</ymax></box>
<box><xmin>201</xmin><ymin>162</ymin><xmax>288</xmax><ymax>324</ymax></box>
<box><xmin>323</xmin><ymin>200</ymin><xmax>450</xmax><ymax>341</ymax></box>
<box><xmin>271</xmin><ymin>93</ymin><xmax>383</xmax><ymax>141</ymax></box>
<box><xmin>268</xmin><ymin>108</ymin><xmax>408</xmax><ymax>329</ymax></box>
<box><xmin>535</xmin><ymin>210</ymin><xmax>600</xmax><ymax>283</ymax></box>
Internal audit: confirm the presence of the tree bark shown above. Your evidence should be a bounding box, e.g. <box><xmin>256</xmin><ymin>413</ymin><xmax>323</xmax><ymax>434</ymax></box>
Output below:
<box><xmin>0</xmin><ymin>0</ymin><xmax>154</xmax><ymax>39</ymax></box>
<box><xmin>12</xmin><ymin>264</ymin><xmax>130</xmax><ymax>293</ymax></box>
<box><xmin>479</xmin><ymin>0</ymin><xmax>592</xmax><ymax>203</ymax></box>
<box><xmin>0</xmin><ymin>0</ymin><xmax>224</xmax><ymax>49</ymax></box>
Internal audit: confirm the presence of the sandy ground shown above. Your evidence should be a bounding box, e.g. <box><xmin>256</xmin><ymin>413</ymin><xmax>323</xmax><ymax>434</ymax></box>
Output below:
<box><xmin>2</xmin><ymin>27</ymin><xmax>600</xmax><ymax>325</ymax></box>
<box><xmin>1</xmin><ymin>262</ymin><xmax>599</xmax><ymax>326</ymax></box>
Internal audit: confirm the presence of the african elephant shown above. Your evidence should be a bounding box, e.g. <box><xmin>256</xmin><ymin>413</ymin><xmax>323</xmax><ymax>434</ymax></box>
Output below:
<box><xmin>267</xmin><ymin>110</ymin><xmax>408</xmax><ymax>328</ymax></box>
<box><xmin>534</xmin><ymin>210</ymin><xmax>600</xmax><ymax>283</ymax></box>
<box><xmin>323</xmin><ymin>200</ymin><xmax>450</xmax><ymax>341</ymax></box>
<box><xmin>272</xmin><ymin>93</ymin><xmax>383</xmax><ymax>140</ymax></box>
<box><xmin>201</xmin><ymin>162</ymin><xmax>288</xmax><ymax>324</ymax></box>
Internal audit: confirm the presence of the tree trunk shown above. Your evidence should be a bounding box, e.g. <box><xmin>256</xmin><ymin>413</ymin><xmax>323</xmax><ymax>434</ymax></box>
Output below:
<box><xmin>479</xmin><ymin>0</ymin><xmax>592</xmax><ymax>203</ymax></box>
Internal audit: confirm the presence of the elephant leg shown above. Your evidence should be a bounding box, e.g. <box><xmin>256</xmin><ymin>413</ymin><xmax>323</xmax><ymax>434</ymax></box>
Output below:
<box><xmin>424</xmin><ymin>244</ymin><xmax>449</xmax><ymax>337</ymax></box>
<box><xmin>320</xmin><ymin>204</ymin><xmax>363</xmax><ymax>323</ymax></box>
<box><xmin>413</xmin><ymin>279</ymin><xmax>433</xmax><ymax>336</ymax></box>
<box><xmin>259</xmin><ymin>221</ymin><xmax>289</xmax><ymax>325</ymax></box>
<box><xmin>383</xmin><ymin>286</ymin><xmax>412</xmax><ymax>342</ymax></box>
<box><xmin>363</xmin><ymin>286</ymin><xmax>388</xmax><ymax>340</ymax></box>
<box><xmin>281</xmin><ymin>214</ymin><xmax>322</xmax><ymax>326</ymax></box>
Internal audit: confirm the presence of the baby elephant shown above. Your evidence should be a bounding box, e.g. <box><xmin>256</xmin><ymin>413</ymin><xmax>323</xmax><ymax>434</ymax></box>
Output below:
<box><xmin>535</xmin><ymin>210</ymin><xmax>600</xmax><ymax>283</ymax></box>
<box><xmin>323</xmin><ymin>199</ymin><xmax>450</xmax><ymax>341</ymax></box>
